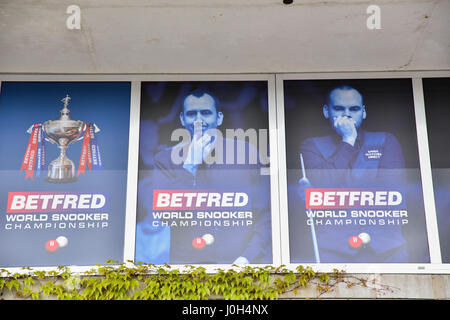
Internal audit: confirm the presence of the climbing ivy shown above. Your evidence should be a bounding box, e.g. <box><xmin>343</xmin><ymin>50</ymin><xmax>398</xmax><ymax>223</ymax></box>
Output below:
<box><xmin>0</xmin><ymin>261</ymin><xmax>395</xmax><ymax>300</ymax></box>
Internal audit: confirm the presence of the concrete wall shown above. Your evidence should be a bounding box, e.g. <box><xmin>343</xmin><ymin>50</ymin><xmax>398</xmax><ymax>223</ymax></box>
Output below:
<box><xmin>1</xmin><ymin>273</ymin><xmax>450</xmax><ymax>299</ymax></box>
<box><xmin>0</xmin><ymin>0</ymin><xmax>449</xmax><ymax>73</ymax></box>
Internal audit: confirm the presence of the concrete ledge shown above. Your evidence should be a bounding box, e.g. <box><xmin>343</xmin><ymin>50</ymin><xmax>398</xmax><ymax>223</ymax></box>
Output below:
<box><xmin>279</xmin><ymin>274</ymin><xmax>450</xmax><ymax>299</ymax></box>
<box><xmin>1</xmin><ymin>273</ymin><xmax>449</xmax><ymax>300</ymax></box>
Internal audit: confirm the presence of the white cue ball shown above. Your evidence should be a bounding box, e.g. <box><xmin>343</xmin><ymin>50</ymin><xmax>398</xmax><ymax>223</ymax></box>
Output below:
<box><xmin>56</xmin><ymin>236</ymin><xmax>68</xmax><ymax>248</ymax></box>
<box><xmin>202</xmin><ymin>234</ymin><xmax>214</xmax><ymax>246</ymax></box>
<box><xmin>358</xmin><ymin>233</ymin><xmax>371</xmax><ymax>245</ymax></box>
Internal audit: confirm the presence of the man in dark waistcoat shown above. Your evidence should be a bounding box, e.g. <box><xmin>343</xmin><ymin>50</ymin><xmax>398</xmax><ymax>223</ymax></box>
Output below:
<box><xmin>137</xmin><ymin>89</ymin><xmax>271</xmax><ymax>265</ymax></box>
<box><xmin>299</xmin><ymin>85</ymin><xmax>408</xmax><ymax>263</ymax></box>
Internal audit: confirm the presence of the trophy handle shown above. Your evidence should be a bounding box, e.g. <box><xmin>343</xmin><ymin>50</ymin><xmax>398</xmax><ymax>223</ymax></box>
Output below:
<box><xmin>73</xmin><ymin>123</ymin><xmax>87</xmax><ymax>143</ymax></box>
<box><xmin>92</xmin><ymin>123</ymin><xmax>101</xmax><ymax>133</ymax></box>
<box><xmin>44</xmin><ymin>137</ymin><xmax>57</xmax><ymax>144</ymax></box>
<box><xmin>28</xmin><ymin>124</ymin><xmax>56</xmax><ymax>144</ymax></box>
<box><xmin>74</xmin><ymin>122</ymin><xmax>101</xmax><ymax>143</ymax></box>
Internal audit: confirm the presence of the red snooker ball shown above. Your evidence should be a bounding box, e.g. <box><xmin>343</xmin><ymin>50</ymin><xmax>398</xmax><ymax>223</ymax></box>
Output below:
<box><xmin>348</xmin><ymin>236</ymin><xmax>362</xmax><ymax>249</ymax></box>
<box><xmin>45</xmin><ymin>239</ymin><xmax>59</xmax><ymax>252</ymax></box>
<box><xmin>192</xmin><ymin>237</ymin><xmax>206</xmax><ymax>250</ymax></box>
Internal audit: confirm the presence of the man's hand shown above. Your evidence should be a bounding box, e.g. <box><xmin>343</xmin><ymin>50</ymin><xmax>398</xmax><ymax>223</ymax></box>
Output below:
<box><xmin>183</xmin><ymin>122</ymin><xmax>215</xmax><ymax>175</ymax></box>
<box><xmin>184</xmin><ymin>132</ymin><xmax>214</xmax><ymax>165</ymax></box>
<box><xmin>333</xmin><ymin>115</ymin><xmax>357</xmax><ymax>146</ymax></box>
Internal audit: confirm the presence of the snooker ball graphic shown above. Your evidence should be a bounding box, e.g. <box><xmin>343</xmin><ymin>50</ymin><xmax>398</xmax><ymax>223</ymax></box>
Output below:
<box><xmin>202</xmin><ymin>233</ymin><xmax>215</xmax><ymax>246</ymax></box>
<box><xmin>358</xmin><ymin>232</ymin><xmax>371</xmax><ymax>245</ymax></box>
<box><xmin>45</xmin><ymin>239</ymin><xmax>59</xmax><ymax>252</ymax></box>
<box><xmin>56</xmin><ymin>236</ymin><xmax>69</xmax><ymax>248</ymax></box>
<box><xmin>348</xmin><ymin>236</ymin><xmax>362</xmax><ymax>249</ymax></box>
<box><xmin>192</xmin><ymin>237</ymin><xmax>206</xmax><ymax>250</ymax></box>
<box><xmin>45</xmin><ymin>236</ymin><xmax>69</xmax><ymax>252</ymax></box>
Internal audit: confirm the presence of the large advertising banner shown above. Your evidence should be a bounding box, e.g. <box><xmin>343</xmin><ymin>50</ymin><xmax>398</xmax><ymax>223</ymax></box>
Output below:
<box><xmin>423</xmin><ymin>77</ymin><xmax>450</xmax><ymax>263</ymax></box>
<box><xmin>135</xmin><ymin>81</ymin><xmax>273</xmax><ymax>265</ymax></box>
<box><xmin>284</xmin><ymin>79</ymin><xmax>430</xmax><ymax>263</ymax></box>
<box><xmin>0</xmin><ymin>82</ymin><xmax>131</xmax><ymax>267</ymax></box>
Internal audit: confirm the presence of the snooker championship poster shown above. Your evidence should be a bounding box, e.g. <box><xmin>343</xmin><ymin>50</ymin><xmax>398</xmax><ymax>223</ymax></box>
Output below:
<box><xmin>0</xmin><ymin>82</ymin><xmax>131</xmax><ymax>267</ymax></box>
<box><xmin>135</xmin><ymin>81</ymin><xmax>273</xmax><ymax>265</ymax></box>
<box><xmin>283</xmin><ymin>78</ymin><xmax>430</xmax><ymax>264</ymax></box>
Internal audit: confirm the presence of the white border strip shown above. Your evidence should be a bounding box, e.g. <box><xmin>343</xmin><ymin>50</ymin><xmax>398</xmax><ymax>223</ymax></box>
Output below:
<box><xmin>4</xmin><ymin>262</ymin><xmax>450</xmax><ymax>277</ymax></box>
<box><xmin>123</xmin><ymin>81</ymin><xmax>141</xmax><ymax>265</ymax></box>
<box><xmin>0</xmin><ymin>70</ymin><xmax>449</xmax><ymax>82</ymax></box>
<box><xmin>412</xmin><ymin>77</ymin><xmax>442</xmax><ymax>264</ymax></box>
<box><xmin>275</xmin><ymin>75</ymin><xmax>291</xmax><ymax>266</ymax></box>
<box><xmin>267</xmin><ymin>75</ymin><xmax>282</xmax><ymax>266</ymax></box>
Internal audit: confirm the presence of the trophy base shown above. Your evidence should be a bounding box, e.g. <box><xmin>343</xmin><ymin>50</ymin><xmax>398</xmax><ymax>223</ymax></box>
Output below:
<box><xmin>46</xmin><ymin>160</ymin><xmax>77</xmax><ymax>184</ymax></box>
<box><xmin>45</xmin><ymin>176</ymin><xmax>78</xmax><ymax>184</ymax></box>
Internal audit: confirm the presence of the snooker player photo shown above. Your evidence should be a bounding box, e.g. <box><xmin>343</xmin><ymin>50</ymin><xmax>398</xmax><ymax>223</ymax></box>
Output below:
<box><xmin>283</xmin><ymin>79</ymin><xmax>430</xmax><ymax>264</ymax></box>
<box><xmin>135</xmin><ymin>81</ymin><xmax>273</xmax><ymax>265</ymax></box>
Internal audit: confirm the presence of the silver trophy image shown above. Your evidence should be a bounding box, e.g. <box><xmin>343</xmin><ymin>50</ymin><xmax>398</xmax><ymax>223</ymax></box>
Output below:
<box><xmin>27</xmin><ymin>95</ymin><xmax>88</xmax><ymax>183</ymax></box>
